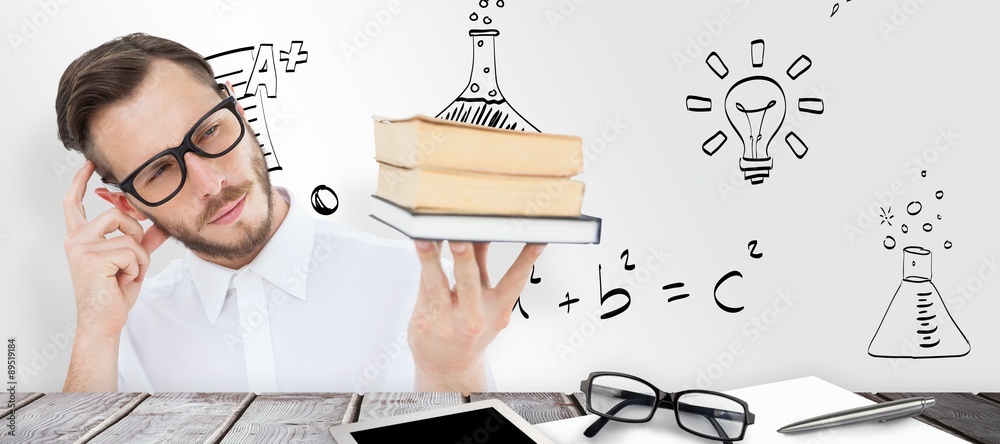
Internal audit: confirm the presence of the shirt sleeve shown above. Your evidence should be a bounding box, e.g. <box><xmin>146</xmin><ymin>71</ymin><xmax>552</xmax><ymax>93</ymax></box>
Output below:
<box><xmin>117</xmin><ymin>326</ymin><xmax>154</xmax><ymax>393</ymax></box>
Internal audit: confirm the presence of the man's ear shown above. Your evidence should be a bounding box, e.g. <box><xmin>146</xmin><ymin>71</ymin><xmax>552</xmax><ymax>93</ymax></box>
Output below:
<box><xmin>94</xmin><ymin>188</ymin><xmax>148</xmax><ymax>221</ymax></box>
<box><xmin>225</xmin><ymin>81</ymin><xmax>245</xmax><ymax>118</ymax></box>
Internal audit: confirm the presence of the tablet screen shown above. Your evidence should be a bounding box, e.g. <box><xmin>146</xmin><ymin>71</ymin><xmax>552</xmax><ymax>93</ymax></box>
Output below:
<box><xmin>349</xmin><ymin>406</ymin><xmax>539</xmax><ymax>443</ymax></box>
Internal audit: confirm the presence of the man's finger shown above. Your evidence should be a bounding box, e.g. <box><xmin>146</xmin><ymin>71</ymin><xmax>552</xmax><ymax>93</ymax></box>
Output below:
<box><xmin>473</xmin><ymin>242</ymin><xmax>490</xmax><ymax>288</ymax></box>
<box><xmin>495</xmin><ymin>244</ymin><xmax>546</xmax><ymax>306</ymax></box>
<box><xmin>85</xmin><ymin>235</ymin><xmax>152</xmax><ymax>283</ymax></box>
<box><xmin>414</xmin><ymin>240</ymin><xmax>449</xmax><ymax>304</ymax></box>
<box><xmin>63</xmin><ymin>161</ymin><xmax>96</xmax><ymax>232</ymax></box>
<box><xmin>77</xmin><ymin>208</ymin><xmax>144</xmax><ymax>242</ymax></box>
<box><xmin>450</xmin><ymin>241</ymin><xmax>483</xmax><ymax>314</ymax></box>
<box><xmin>140</xmin><ymin>224</ymin><xmax>170</xmax><ymax>257</ymax></box>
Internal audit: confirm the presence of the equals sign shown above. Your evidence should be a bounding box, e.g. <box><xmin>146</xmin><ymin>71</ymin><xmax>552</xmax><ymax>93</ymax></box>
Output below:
<box><xmin>663</xmin><ymin>282</ymin><xmax>689</xmax><ymax>302</ymax></box>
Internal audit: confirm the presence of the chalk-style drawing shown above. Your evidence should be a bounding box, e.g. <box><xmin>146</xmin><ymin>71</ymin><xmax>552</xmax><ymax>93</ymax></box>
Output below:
<box><xmin>870</xmin><ymin>171</ymin><xmax>968</xmax><ymax>358</ymax></box>
<box><xmin>661</xmin><ymin>282</ymin><xmax>689</xmax><ymax>303</ymax></box>
<box><xmin>831</xmin><ymin>0</ymin><xmax>852</xmax><ymax>17</ymax></box>
<box><xmin>206</xmin><ymin>41</ymin><xmax>308</xmax><ymax>172</ymax></box>
<box><xmin>686</xmin><ymin>40</ymin><xmax>825</xmax><ymax>184</ymax></box>
<box><xmin>868</xmin><ymin>246</ymin><xmax>970</xmax><ymax>358</ymax></box>
<box><xmin>311</xmin><ymin>185</ymin><xmax>339</xmax><ymax>215</ymax></box>
<box><xmin>436</xmin><ymin>29</ymin><xmax>538</xmax><ymax>132</ymax></box>
<box><xmin>559</xmin><ymin>292</ymin><xmax>580</xmax><ymax>313</ymax></box>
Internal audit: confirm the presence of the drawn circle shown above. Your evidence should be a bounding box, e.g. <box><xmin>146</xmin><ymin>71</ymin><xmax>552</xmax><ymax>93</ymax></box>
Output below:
<box><xmin>310</xmin><ymin>185</ymin><xmax>339</xmax><ymax>216</ymax></box>
<box><xmin>906</xmin><ymin>201</ymin><xmax>922</xmax><ymax>216</ymax></box>
<box><xmin>484</xmin><ymin>67</ymin><xmax>490</xmax><ymax>73</ymax></box>
<box><xmin>935</xmin><ymin>190</ymin><xmax>944</xmax><ymax>199</ymax></box>
<box><xmin>883</xmin><ymin>236</ymin><xmax>896</xmax><ymax>250</ymax></box>
<box><xmin>480</xmin><ymin>0</ymin><xmax>488</xmax><ymax>7</ymax></box>
<box><xmin>488</xmin><ymin>89</ymin><xmax>497</xmax><ymax>97</ymax></box>
<box><xmin>921</xmin><ymin>170</ymin><xmax>927</xmax><ymax>177</ymax></box>
<box><xmin>922</xmin><ymin>223</ymin><xmax>933</xmax><ymax>232</ymax></box>
<box><xmin>470</xmin><ymin>12</ymin><xmax>478</xmax><ymax>21</ymax></box>
<box><xmin>901</xmin><ymin>224</ymin><xmax>908</xmax><ymax>234</ymax></box>
<box><xmin>937</xmin><ymin>214</ymin><xmax>942</xmax><ymax>220</ymax></box>
<box><xmin>484</xmin><ymin>16</ymin><xmax>492</xmax><ymax>24</ymax></box>
<box><xmin>477</xmin><ymin>40</ymin><xmax>484</xmax><ymax>47</ymax></box>
<box><xmin>944</xmin><ymin>240</ymin><xmax>953</xmax><ymax>249</ymax></box>
<box><xmin>470</xmin><ymin>83</ymin><xmax>480</xmax><ymax>93</ymax></box>
<box><xmin>497</xmin><ymin>0</ymin><xmax>504</xmax><ymax>6</ymax></box>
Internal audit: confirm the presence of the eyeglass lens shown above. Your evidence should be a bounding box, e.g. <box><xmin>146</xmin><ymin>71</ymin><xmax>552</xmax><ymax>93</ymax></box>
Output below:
<box><xmin>676</xmin><ymin>392</ymin><xmax>746</xmax><ymax>440</ymax></box>
<box><xmin>588</xmin><ymin>375</ymin><xmax>657</xmax><ymax>421</ymax></box>
<box><xmin>132</xmin><ymin>105</ymin><xmax>242</xmax><ymax>203</ymax></box>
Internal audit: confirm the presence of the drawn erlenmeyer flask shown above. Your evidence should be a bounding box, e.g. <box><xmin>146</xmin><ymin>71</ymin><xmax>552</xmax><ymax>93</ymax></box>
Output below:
<box><xmin>868</xmin><ymin>246</ymin><xmax>970</xmax><ymax>358</ymax></box>
<box><xmin>436</xmin><ymin>29</ymin><xmax>539</xmax><ymax>132</ymax></box>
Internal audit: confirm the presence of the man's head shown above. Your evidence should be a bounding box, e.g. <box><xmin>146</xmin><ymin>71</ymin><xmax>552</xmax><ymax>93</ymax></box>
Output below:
<box><xmin>56</xmin><ymin>33</ymin><xmax>275</xmax><ymax>262</ymax></box>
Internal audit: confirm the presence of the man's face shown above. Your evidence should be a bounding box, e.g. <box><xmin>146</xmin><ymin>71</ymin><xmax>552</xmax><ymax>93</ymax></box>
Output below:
<box><xmin>90</xmin><ymin>59</ymin><xmax>274</xmax><ymax>261</ymax></box>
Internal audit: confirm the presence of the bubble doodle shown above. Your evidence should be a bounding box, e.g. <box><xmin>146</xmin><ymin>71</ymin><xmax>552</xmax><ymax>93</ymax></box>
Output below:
<box><xmin>479</xmin><ymin>0</ymin><xmax>488</xmax><ymax>7</ymax></box>
<box><xmin>311</xmin><ymin>184</ymin><xmax>340</xmax><ymax>216</ymax></box>
<box><xmin>483</xmin><ymin>16</ymin><xmax>492</xmax><ymax>24</ymax></box>
<box><xmin>936</xmin><ymin>190</ymin><xmax>944</xmax><ymax>199</ymax></box>
<box><xmin>937</xmin><ymin>214</ymin><xmax>942</xmax><ymax>220</ymax></box>
<box><xmin>883</xmin><ymin>236</ymin><xmax>896</xmax><ymax>250</ymax></box>
<box><xmin>944</xmin><ymin>241</ymin><xmax>953</xmax><ymax>249</ymax></box>
<box><xmin>921</xmin><ymin>170</ymin><xmax>927</xmax><ymax>177</ymax></box>
<box><xmin>923</xmin><ymin>223</ymin><xmax>933</xmax><ymax>232</ymax></box>
<box><xmin>901</xmin><ymin>224</ymin><xmax>909</xmax><ymax>234</ymax></box>
<box><xmin>906</xmin><ymin>201</ymin><xmax>922</xmax><ymax>216</ymax></box>
<box><xmin>470</xmin><ymin>12</ymin><xmax>478</xmax><ymax>21</ymax></box>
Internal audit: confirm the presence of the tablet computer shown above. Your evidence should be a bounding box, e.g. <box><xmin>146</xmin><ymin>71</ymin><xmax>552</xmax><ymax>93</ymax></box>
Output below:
<box><xmin>328</xmin><ymin>399</ymin><xmax>555</xmax><ymax>444</ymax></box>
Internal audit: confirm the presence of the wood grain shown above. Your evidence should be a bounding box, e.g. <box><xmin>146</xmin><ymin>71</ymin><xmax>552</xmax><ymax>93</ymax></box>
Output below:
<box><xmin>3</xmin><ymin>392</ymin><xmax>145</xmax><ymax>444</ymax></box>
<box><xmin>88</xmin><ymin>392</ymin><xmax>254</xmax><ymax>444</ymax></box>
<box><xmin>220</xmin><ymin>393</ymin><xmax>360</xmax><ymax>444</ymax></box>
<box><xmin>469</xmin><ymin>392</ymin><xmax>584</xmax><ymax>424</ymax></box>
<box><xmin>357</xmin><ymin>392</ymin><xmax>465</xmax><ymax>423</ymax></box>
<box><xmin>979</xmin><ymin>393</ymin><xmax>1000</xmax><ymax>406</ymax></box>
<box><xmin>878</xmin><ymin>392</ymin><xmax>1000</xmax><ymax>444</ymax></box>
<box><xmin>0</xmin><ymin>392</ymin><xmax>44</xmax><ymax>419</ymax></box>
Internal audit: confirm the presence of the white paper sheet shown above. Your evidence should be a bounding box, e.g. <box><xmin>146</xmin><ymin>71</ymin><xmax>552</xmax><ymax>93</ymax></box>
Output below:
<box><xmin>535</xmin><ymin>376</ymin><xmax>968</xmax><ymax>443</ymax></box>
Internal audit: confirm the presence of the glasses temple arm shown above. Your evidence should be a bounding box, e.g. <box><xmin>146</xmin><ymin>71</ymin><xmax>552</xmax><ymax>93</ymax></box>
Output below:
<box><xmin>584</xmin><ymin>396</ymin><xmax>656</xmax><ymax>438</ymax></box>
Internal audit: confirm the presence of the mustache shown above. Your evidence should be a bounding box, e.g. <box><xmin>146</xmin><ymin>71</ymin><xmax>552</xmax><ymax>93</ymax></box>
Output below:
<box><xmin>198</xmin><ymin>180</ymin><xmax>254</xmax><ymax>227</ymax></box>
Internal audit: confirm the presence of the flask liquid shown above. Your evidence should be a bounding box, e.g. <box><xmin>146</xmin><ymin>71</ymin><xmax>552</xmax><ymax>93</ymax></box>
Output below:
<box><xmin>436</xmin><ymin>29</ymin><xmax>539</xmax><ymax>132</ymax></box>
<box><xmin>868</xmin><ymin>246</ymin><xmax>970</xmax><ymax>358</ymax></box>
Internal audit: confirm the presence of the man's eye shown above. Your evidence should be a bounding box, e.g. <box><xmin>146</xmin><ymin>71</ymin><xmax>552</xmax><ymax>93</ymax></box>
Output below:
<box><xmin>147</xmin><ymin>164</ymin><xmax>171</xmax><ymax>183</ymax></box>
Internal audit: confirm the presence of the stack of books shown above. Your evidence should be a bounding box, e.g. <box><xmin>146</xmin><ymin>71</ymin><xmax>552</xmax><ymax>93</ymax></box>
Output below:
<box><xmin>369</xmin><ymin>114</ymin><xmax>601</xmax><ymax>244</ymax></box>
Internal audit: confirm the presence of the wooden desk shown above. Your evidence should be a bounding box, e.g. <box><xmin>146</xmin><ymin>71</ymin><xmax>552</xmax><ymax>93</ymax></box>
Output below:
<box><xmin>3</xmin><ymin>391</ymin><xmax>999</xmax><ymax>443</ymax></box>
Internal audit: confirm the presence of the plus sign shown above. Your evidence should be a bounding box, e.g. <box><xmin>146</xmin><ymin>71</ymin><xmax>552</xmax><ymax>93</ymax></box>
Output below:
<box><xmin>279</xmin><ymin>41</ymin><xmax>308</xmax><ymax>72</ymax></box>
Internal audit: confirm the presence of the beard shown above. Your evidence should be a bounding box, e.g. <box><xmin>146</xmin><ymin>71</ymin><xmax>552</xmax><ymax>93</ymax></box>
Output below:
<box><xmin>143</xmin><ymin>143</ymin><xmax>275</xmax><ymax>261</ymax></box>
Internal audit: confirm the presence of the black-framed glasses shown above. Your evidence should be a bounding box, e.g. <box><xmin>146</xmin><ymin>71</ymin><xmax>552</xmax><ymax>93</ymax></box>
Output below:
<box><xmin>102</xmin><ymin>84</ymin><xmax>246</xmax><ymax>207</ymax></box>
<box><xmin>580</xmin><ymin>372</ymin><xmax>755</xmax><ymax>443</ymax></box>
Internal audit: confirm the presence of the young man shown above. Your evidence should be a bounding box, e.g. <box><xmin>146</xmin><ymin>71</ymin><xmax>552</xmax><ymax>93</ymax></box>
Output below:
<box><xmin>57</xmin><ymin>33</ymin><xmax>543</xmax><ymax>393</ymax></box>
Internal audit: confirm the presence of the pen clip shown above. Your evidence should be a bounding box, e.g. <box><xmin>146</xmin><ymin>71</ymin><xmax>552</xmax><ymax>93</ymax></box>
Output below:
<box><xmin>877</xmin><ymin>398</ymin><xmax>935</xmax><ymax>423</ymax></box>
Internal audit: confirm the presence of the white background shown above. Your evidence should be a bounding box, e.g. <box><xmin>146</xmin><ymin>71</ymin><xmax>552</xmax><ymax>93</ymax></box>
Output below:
<box><xmin>1</xmin><ymin>0</ymin><xmax>998</xmax><ymax>394</ymax></box>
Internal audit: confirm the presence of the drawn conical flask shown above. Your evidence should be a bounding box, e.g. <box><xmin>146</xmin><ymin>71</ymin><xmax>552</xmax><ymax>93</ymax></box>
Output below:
<box><xmin>436</xmin><ymin>29</ymin><xmax>540</xmax><ymax>132</ymax></box>
<box><xmin>868</xmin><ymin>246</ymin><xmax>970</xmax><ymax>358</ymax></box>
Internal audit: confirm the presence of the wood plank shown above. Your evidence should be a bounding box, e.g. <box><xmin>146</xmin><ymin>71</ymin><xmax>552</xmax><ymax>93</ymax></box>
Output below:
<box><xmin>357</xmin><ymin>392</ymin><xmax>464</xmax><ymax>423</ymax></box>
<box><xmin>979</xmin><ymin>393</ymin><xmax>1000</xmax><ymax>406</ymax></box>
<box><xmin>88</xmin><ymin>392</ymin><xmax>254</xmax><ymax>444</ymax></box>
<box><xmin>469</xmin><ymin>392</ymin><xmax>584</xmax><ymax>425</ymax></box>
<box><xmin>878</xmin><ymin>392</ymin><xmax>1000</xmax><ymax>444</ymax></box>
<box><xmin>220</xmin><ymin>393</ymin><xmax>360</xmax><ymax>444</ymax></box>
<box><xmin>853</xmin><ymin>392</ymin><xmax>889</xmax><ymax>403</ymax></box>
<box><xmin>0</xmin><ymin>392</ymin><xmax>44</xmax><ymax>418</ymax></box>
<box><xmin>3</xmin><ymin>392</ymin><xmax>146</xmax><ymax>443</ymax></box>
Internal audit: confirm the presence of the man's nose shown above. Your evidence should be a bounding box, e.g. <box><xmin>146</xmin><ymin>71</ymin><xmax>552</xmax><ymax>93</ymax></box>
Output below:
<box><xmin>183</xmin><ymin>151</ymin><xmax>225</xmax><ymax>197</ymax></box>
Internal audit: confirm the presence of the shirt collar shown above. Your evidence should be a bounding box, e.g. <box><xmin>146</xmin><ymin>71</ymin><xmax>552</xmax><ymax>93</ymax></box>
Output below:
<box><xmin>188</xmin><ymin>186</ymin><xmax>316</xmax><ymax>325</ymax></box>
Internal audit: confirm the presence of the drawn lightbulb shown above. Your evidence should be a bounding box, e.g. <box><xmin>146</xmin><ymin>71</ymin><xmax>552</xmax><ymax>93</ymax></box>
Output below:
<box><xmin>724</xmin><ymin>76</ymin><xmax>786</xmax><ymax>184</ymax></box>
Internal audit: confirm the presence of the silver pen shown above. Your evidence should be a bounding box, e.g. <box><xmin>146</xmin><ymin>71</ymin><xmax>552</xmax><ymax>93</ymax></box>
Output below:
<box><xmin>777</xmin><ymin>397</ymin><xmax>936</xmax><ymax>433</ymax></box>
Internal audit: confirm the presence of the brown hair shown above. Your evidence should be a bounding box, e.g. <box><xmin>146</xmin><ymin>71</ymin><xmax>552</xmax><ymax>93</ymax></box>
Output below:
<box><xmin>55</xmin><ymin>33</ymin><xmax>219</xmax><ymax>182</ymax></box>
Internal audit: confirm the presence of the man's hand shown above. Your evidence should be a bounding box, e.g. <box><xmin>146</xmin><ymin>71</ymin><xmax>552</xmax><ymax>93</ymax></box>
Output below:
<box><xmin>408</xmin><ymin>240</ymin><xmax>544</xmax><ymax>394</ymax></box>
<box><xmin>62</xmin><ymin>161</ymin><xmax>169</xmax><ymax>391</ymax></box>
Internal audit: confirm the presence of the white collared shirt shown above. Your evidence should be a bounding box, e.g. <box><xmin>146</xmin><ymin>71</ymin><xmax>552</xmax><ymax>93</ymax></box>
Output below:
<box><xmin>117</xmin><ymin>187</ymin><xmax>465</xmax><ymax>393</ymax></box>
